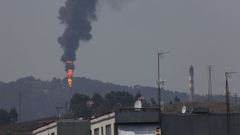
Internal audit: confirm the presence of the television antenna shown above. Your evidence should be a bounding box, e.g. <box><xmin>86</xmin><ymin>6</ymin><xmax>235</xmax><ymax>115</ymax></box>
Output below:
<box><xmin>157</xmin><ymin>50</ymin><xmax>169</xmax><ymax>128</ymax></box>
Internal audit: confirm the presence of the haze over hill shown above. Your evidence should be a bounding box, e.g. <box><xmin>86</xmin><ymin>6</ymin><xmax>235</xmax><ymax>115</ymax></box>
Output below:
<box><xmin>0</xmin><ymin>76</ymin><xmax>233</xmax><ymax>121</ymax></box>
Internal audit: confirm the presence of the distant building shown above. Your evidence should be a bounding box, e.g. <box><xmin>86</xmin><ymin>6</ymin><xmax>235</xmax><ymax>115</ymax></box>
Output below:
<box><xmin>91</xmin><ymin>113</ymin><xmax>116</xmax><ymax>135</ymax></box>
<box><xmin>33</xmin><ymin>108</ymin><xmax>240</xmax><ymax>135</ymax></box>
<box><xmin>32</xmin><ymin>119</ymin><xmax>90</xmax><ymax>135</ymax></box>
<box><xmin>91</xmin><ymin>108</ymin><xmax>240</xmax><ymax>135</ymax></box>
<box><xmin>90</xmin><ymin>109</ymin><xmax>162</xmax><ymax>135</ymax></box>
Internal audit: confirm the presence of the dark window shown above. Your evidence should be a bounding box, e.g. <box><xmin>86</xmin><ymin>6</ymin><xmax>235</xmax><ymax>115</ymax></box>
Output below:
<box><xmin>94</xmin><ymin>128</ymin><xmax>100</xmax><ymax>135</ymax></box>
<box><xmin>101</xmin><ymin>127</ymin><xmax>104</xmax><ymax>135</ymax></box>
<box><xmin>106</xmin><ymin>125</ymin><xmax>111</xmax><ymax>135</ymax></box>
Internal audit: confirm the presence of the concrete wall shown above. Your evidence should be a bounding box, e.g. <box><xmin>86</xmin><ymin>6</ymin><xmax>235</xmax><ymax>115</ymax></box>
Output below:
<box><xmin>118</xmin><ymin>124</ymin><xmax>158</xmax><ymax>135</ymax></box>
<box><xmin>116</xmin><ymin>111</ymin><xmax>240</xmax><ymax>135</ymax></box>
<box><xmin>32</xmin><ymin>120</ymin><xmax>90</xmax><ymax>135</ymax></box>
<box><xmin>91</xmin><ymin>113</ymin><xmax>115</xmax><ymax>135</ymax></box>
<box><xmin>32</xmin><ymin>122</ymin><xmax>57</xmax><ymax>135</ymax></box>
<box><xmin>58</xmin><ymin>120</ymin><xmax>90</xmax><ymax>135</ymax></box>
<box><xmin>162</xmin><ymin>113</ymin><xmax>240</xmax><ymax>135</ymax></box>
<box><xmin>116</xmin><ymin>111</ymin><xmax>158</xmax><ymax>124</ymax></box>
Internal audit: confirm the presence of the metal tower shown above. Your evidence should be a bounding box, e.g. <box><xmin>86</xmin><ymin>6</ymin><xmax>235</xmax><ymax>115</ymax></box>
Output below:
<box><xmin>208</xmin><ymin>65</ymin><xmax>213</xmax><ymax>102</ymax></box>
<box><xmin>189</xmin><ymin>66</ymin><xmax>194</xmax><ymax>102</ymax></box>
<box><xmin>225</xmin><ymin>72</ymin><xmax>237</xmax><ymax>135</ymax></box>
<box><xmin>157</xmin><ymin>50</ymin><xmax>169</xmax><ymax>131</ymax></box>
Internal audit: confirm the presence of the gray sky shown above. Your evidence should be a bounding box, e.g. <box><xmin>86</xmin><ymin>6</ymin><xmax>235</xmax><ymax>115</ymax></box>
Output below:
<box><xmin>0</xmin><ymin>0</ymin><xmax>240</xmax><ymax>95</ymax></box>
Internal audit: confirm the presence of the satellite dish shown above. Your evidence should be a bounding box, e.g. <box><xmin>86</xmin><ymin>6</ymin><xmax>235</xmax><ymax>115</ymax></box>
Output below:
<box><xmin>181</xmin><ymin>105</ymin><xmax>187</xmax><ymax>114</ymax></box>
<box><xmin>134</xmin><ymin>100</ymin><xmax>142</xmax><ymax>109</ymax></box>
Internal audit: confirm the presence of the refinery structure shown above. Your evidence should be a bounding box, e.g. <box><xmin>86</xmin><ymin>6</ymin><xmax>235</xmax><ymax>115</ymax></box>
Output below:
<box><xmin>13</xmin><ymin>0</ymin><xmax>240</xmax><ymax>134</ymax></box>
<box><xmin>0</xmin><ymin>0</ymin><xmax>239</xmax><ymax>134</ymax></box>
<box><xmin>189</xmin><ymin>65</ymin><xmax>194</xmax><ymax>102</ymax></box>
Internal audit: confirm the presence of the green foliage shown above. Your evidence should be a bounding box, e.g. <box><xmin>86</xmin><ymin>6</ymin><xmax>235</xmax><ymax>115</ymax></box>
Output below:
<box><xmin>105</xmin><ymin>91</ymin><xmax>134</xmax><ymax>110</ymax></box>
<box><xmin>174</xmin><ymin>96</ymin><xmax>181</xmax><ymax>103</ymax></box>
<box><xmin>69</xmin><ymin>91</ymin><xmax>150</xmax><ymax>118</ymax></box>
<box><xmin>91</xmin><ymin>93</ymin><xmax>107</xmax><ymax>116</ymax></box>
<box><xmin>0</xmin><ymin>109</ymin><xmax>10</xmax><ymax>125</ymax></box>
<box><xmin>9</xmin><ymin>108</ymin><xmax>18</xmax><ymax>123</ymax></box>
<box><xmin>69</xmin><ymin>93</ymin><xmax>91</xmax><ymax>118</ymax></box>
<box><xmin>150</xmin><ymin>97</ymin><xmax>157</xmax><ymax>107</ymax></box>
<box><xmin>0</xmin><ymin>108</ymin><xmax>18</xmax><ymax>125</ymax></box>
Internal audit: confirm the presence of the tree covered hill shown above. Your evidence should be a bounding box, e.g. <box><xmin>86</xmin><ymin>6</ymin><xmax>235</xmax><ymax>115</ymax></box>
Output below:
<box><xmin>0</xmin><ymin>76</ymin><xmax>230</xmax><ymax>121</ymax></box>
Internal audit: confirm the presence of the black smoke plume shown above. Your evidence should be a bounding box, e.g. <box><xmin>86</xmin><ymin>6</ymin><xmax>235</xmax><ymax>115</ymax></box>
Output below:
<box><xmin>58</xmin><ymin>0</ymin><xmax>130</xmax><ymax>71</ymax></box>
<box><xmin>58</xmin><ymin>0</ymin><xmax>98</xmax><ymax>71</ymax></box>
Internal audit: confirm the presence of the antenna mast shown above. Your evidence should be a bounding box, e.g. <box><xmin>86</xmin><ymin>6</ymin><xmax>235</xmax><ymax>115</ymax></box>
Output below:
<box><xmin>208</xmin><ymin>65</ymin><xmax>213</xmax><ymax>102</ymax></box>
<box><xmin>18</xmin><ymin>90</ymin><xmax>22</xmax><ymax>123</ymax></box>
<box><xmin>157</xmin><ymin>50</ymin><xmax>169</xmax><ymax>130</ymax></box>
<box><xmin>235</xmin><ymin>93</ymin><xmax>238</xmax><ymax>105</ymax></box>
<box><xmin>56</xmin><ymin>106</ymin><xmax>63</xmax><ymax>119</ymax></box>
<box><xmin>225</xmin><ymin>71</ymin><xmax>237</xmax><ymax>135</ymax></box>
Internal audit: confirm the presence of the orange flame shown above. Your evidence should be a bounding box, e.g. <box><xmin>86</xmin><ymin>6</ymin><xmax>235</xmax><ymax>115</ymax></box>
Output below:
<box><xmin>67</xmin><ymin>69</ymin><xmax>73</xmax><ymax>88</ymax></box>
<box><xmin>66</xmin><ymin>60</ymin><xmax>74</xmax><ymax>88</ymax></box>
<box><xmin>67</xmin><ymin>69</ymin><xmax>73</xmax><ymax>78</ymax></box>
<box><xmin>68</xmin><ymin>78</ymin><xmax>73</xmax><ymax>88</ymax></box>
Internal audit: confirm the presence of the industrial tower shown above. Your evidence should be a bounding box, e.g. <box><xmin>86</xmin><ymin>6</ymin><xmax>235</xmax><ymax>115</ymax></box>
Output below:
<box><xmin>189</xmin><ymin>66</ymin><xmax>194</xmax><ymax>102</ymax></box>
<box><xmin>208</xmin><ymin>65</ymin><xmax>213</xmax><ymax>102</ymax></box>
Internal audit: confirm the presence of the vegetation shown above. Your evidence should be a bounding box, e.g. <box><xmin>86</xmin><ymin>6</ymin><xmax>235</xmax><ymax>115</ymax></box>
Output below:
<box><xmin>69</xmin><ymin>91</ymin><xmax>154</xmax><ymax>118</ymax></box>
<box><xmin>0</xmin><ymin>108</ymin><xmax>18</xmax><ymax>125</ymax></box>
<box><xmin>0</xmin><ymin>76</ymin><xmax>237</xmax><ymax>121</ymax></box>
<box><xmin>1</xmin><ymin>93</ymin><xmax>240</xmax><ymax>134</ymax></box>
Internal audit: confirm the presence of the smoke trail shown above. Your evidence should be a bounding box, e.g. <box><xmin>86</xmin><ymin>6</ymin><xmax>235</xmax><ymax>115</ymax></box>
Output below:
<box><xmin>58</xmin><ymin>0</ymin><xmax>98</xmax><ymax>71</ymax></box>
<box><xmin>58</xmin><ymin>0</ymin><xmax>131</xmax><ymax>71</ymax></box>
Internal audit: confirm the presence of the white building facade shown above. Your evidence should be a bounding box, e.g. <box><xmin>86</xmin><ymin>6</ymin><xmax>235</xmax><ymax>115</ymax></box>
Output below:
<box><xmin>32</xmin><ymin>122</ymin><xmax>57</xmax><ymax>135</ymax></box>
<box><xmin>91</xmin><ymin>113</ymin><xmax>115</xmax><ymax>135</ymax></box>
<box><xmin>32</xmin><ymin>119</ymin><xmax>90</xmax><ymax>135</ymax></box>
<box><xmin>90</xmin><ymin>110</ymin><xmax>159</xmax><ymax>135</ymax></box>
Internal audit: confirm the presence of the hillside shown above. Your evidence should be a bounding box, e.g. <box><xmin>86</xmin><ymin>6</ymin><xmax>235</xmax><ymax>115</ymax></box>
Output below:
<box><xmin>0</xmin><ymin>76</ymin><xmax>232</xmax><ymax>121</ymax></box>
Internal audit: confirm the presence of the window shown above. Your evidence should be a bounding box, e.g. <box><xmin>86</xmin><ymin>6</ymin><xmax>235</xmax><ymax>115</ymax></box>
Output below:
<box><xmin>101</xmin><ymin>127</ymin><xmax>104</xmax><ymax>135</ymax></box>
<box><xmin>94</xmin><ymin>128</ymin><xmax>100</xmax><ymax>135</ymax></box>
<box><xmin>106</xmin><ymin>125</ymin><xmax>111</xmax><ymax>135</ymax></box>
<box><xmin>51</xmin><ymin>133</ymin><xmax>55</xmax><ymax>135</ymax></box>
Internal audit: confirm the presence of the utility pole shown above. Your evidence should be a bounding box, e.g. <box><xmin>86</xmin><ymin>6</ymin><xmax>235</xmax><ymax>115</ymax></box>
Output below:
<box><xmin>208</xmin><ymin>65</ymin><xmax>213</xmax><ymax>102</ymax></box>
<box><xmin>235</xmin><ymin>93</ymin><xmax>238</xmax><ymax>105</ymax></box>
<box><xmin>157</xmin><ymin>50</ymin><xmax>169</xmax><ymax>132</ymax></box>
<box><xmin>18</xmin><ymin>90</ymin><xmax>22</xmax><ymax>123</ymax></box>
<box><xmin>225</xmin><ymin>72</ymin><xmax>237</xmax><ymax>135</ymax></box>
<box><xmin>65</xmin><ymin>101</ymin><xmax>68</xmax><ymax>113</ymax></box>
